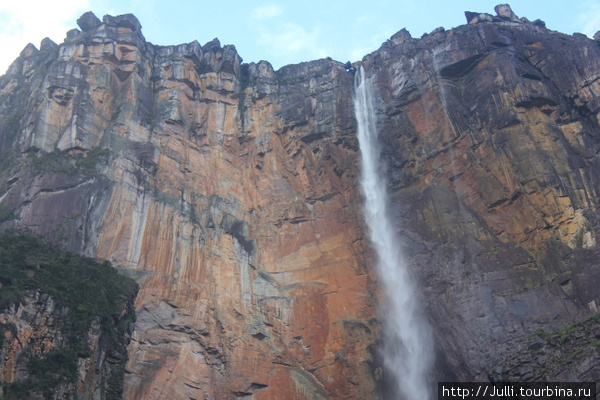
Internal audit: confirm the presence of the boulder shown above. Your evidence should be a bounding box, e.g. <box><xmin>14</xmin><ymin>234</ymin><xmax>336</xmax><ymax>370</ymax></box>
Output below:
<box><xmin>19</xmin><ymin>43</ymin><xmax>38</xmax><ymax>57</ymax></box>
<box><xmin>77</xmin><ymin>11</ymin><xmax>101</xmax><ymax>32</ymax></box>
<box><xmin>102</xmin><ymin>14</ymin><xmax>142</xmax><ymax>32</ymax></box>
<box><xmin>494</xmin><ymin>4</ymin><xmax>519</xmax><ymax>21</ymax></box>
<box><xmin>465</xmin><ymin>11</ymin><xmax>495</xmax><ymax>24</ymax></box>
<box><xmin>40</xmin><ymin>37</ymin><xmax>57</xmax><ymax>52</ymax></box>
<box><xmin>390</xmin><ymin>28</ymin><xmax>412</xmax><ymax>44</ymax></box>
<box><xmin>65</xmin><ymin>28</ymin><xmax>81</xmax><ymax>41</ymax></box>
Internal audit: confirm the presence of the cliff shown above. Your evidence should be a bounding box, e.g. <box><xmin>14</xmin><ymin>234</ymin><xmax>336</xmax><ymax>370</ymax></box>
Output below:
<box><xmin>0</xmin><ymin>4</ymin><xmax>599</xmax><ymax>399</ymax></box>
<box><xmin>0</xmin><ymin>11</ymin><xmax>377</xmax><ymax>400</ymax></box>
<box><xmin>361</xmin><ymin>6</ymin><xmax>600</xmax><ymax>381</ymax></box>
<box><xmin>0</xmin><ymin>231</ymin><xmax>137</xmax><ymax>399</ymax></box>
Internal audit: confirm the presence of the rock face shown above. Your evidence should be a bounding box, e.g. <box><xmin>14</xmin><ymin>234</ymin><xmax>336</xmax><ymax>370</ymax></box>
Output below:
<box><xmin>0</xmin><ymin>231</ymin><xmax>138</xmax><ymax>399</ymax></box>
<box><xmin>0</xmin><ymin>289</ymin><xmax>134</xmax><ymax>399</ymax></box>
<box><xmin>0</xmin><ymin>5</ymin><xmax>599</xmax><ymax>398</ymax></box>
<box><xmin>0</xmin><ymin>12</ymin><xmax>378</xmax><ymax>400</ymax></box>
<box><xmin>363</xmin><ymin>7</ymin><xmax>600</xmax><ymax>382</ymax></box>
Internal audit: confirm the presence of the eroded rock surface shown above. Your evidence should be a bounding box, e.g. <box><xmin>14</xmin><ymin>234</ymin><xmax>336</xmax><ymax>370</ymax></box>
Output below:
<box><xmin>0</xmin><ymin>11</ymin><xmax>378</xmax><ymax>400</ymax></box>
<box><xmin>0</xmin><ymin>232</ymin><xmax>137</xmax><ymax>399</ymax></box>
<box><xmin>1</xmin><ymin>4</ymin><xmax>600</xmax><ymax>398</ymax></box>
<box><xmin>362</xmin><ymin>5</ymin><xmax>600</xmax><ymax>381</ymax></box>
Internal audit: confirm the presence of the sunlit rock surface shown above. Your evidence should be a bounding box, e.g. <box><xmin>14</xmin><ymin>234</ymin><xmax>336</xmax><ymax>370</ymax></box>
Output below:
<box><xmin>0</xmin><ymin>12</ymin><xmax>378</xmax><ymax>400</ymax></box>
<box><xmin>1</xmin><ymin>4</ymin><xmax>599</xmax><ymax>398</ymax></box>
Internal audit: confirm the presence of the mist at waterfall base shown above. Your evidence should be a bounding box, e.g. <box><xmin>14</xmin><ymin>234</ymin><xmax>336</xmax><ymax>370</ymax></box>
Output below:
<box><xmin>354</xmin><ymin>67</ymin><xmax>434</xmax><ymax>400</ymax></box>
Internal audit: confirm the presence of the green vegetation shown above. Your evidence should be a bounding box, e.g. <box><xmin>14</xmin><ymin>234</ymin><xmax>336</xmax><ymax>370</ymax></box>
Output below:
<box><xmin>145</xmin><ymin>112</ymin><xmax>155</xmax><ymax>125</ymax></box>
<box><xmin>0</xmin><ymin>230</ymin><xmax>138</xmax><ymax>399</ymax></box>
<box><xmin>1</xmin><ymin>114</ymin><xmax>22</xmax><ymax>153</ymax></box>
<box><xmin>110</xmin><ymin>105</ymin><xmax>122</xmax><ymax>122</ymax></box>
<box><xmin>534</xmin><ymin>313</ymin><xmax>600</xmax><ymax>344</ymax></box>
<box><xmin>523</xmin><ymin>313</ymin><xmax>600</xmax><ymax>379</ymax></box>
<box><xmin>0</xmin><ymin>202</ymin><xmax>16</xmax><ymax>223</ymax></box>
<box><xmin>0</xmin><ymin>323</ymin><xmax>15</xmax><ymax>349</ymax></box>
<box><xmin>0</xmin><ymin>90</ymin><xmax>27</xmax><ymax>176</ymax></box>
<box><xmin>31</xmin><ymin>147</ymin><xmax>110</xmax><ymax>176</ymax></box>
<box><xmin>527</xmin><ymin>342</ymin><xmax>544</xmax><ymax>351</ymax></box>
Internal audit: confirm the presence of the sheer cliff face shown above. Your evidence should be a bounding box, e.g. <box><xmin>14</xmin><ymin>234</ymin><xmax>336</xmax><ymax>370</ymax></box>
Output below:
<box><xmin>0</xmin><ymin>14</ymin><xmax>378</xmax><ymax>400</ymax></box>
<box><xmin>363</xmin><ymin>19</ymin><xmax>600</xmax><ymax>381</ymax></box>
<box><xmin>1</xmin><ymin>6</ymin><xmax>600</xmax><ymax>398</ymax></box>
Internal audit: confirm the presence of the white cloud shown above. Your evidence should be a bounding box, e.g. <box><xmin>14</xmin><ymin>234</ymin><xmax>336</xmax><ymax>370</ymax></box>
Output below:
<box><xmin>576</xmin><ymin>0</ymin><xmax>600</xmax><ymax>37</ymax></box>
<box><xmin>349</xmin><ymin>23</ymin><xmax>396</xmax><ymax>63</ymax></box>
<box><xmin>251</xmin><ymin>4</ymin><xmax>283</xmax><ymax>20</ymax></box>
<box><xmin>350</xmin><ymin>46</ymin><xmax>371</xmax><ymax>62</ymax></box>
<box><xmin>255</xmin><ymin>22</ymin><xmax>329</xmax><ymax>65</ymax></box>
<box><xmin>0</xmin><ymin>0</ymin><xmax>90</xmax><ymax>75</ymax></box>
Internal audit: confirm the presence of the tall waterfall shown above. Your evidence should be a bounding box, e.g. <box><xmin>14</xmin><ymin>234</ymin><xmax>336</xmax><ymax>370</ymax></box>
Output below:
<box><xmin>354</xmin><ymin>67</ymin><xmax>433</xmax><ymax>400</ymax></box>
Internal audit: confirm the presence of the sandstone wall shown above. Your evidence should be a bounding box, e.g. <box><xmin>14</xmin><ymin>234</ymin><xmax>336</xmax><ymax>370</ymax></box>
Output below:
<box><xmin>1</xmin><ymin>6</ymin><xmax>599</xmax><ymax>398</ymax></box>
<box><xmin>361</xmin><ymin>15</ymin><xmax>600</xmax><ymax>381</ymax></box>
<box><xmin>0</xmin><ymin>13</ymin><xmax>380</xmax><ymax>399</ymax></box>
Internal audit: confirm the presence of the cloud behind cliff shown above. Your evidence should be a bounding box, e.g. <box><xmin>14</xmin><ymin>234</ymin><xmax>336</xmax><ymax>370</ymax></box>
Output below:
<box><xmin>250</xmin><ymin>4</ymin><xmax>329</xmax><ymax>65</ymax></box>
<box><xmin>251</xmin><ymin>4</ymin><xmax>284</xmax><ymax>20</ymax></box>
<box><xmin>0</xmin><ymin>0</ymin><xmax>89</xmax><ymax>74</ymax></box>
<box><xmin>576</xmin><ymin>0</ymin><xmax>600</xmax><ymax>37</ymax></box>
<box><xmin>0</xmin><ymin>0</ymin><xmax>588</xmax><ymax>75</ymax></box>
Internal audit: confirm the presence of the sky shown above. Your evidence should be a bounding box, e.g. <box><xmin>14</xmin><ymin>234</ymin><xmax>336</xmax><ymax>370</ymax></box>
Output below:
<box><xmin>1</xmin><ymin>0</ymin><xmax>599</xmax><ymax>75</ymax></box>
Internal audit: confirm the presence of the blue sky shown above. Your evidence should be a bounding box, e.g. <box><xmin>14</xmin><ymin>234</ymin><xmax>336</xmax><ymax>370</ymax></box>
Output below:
<box><xmin>1</xmin><ymin>0</ymin><xmax>599</xmax><ymax>74</ymax></box>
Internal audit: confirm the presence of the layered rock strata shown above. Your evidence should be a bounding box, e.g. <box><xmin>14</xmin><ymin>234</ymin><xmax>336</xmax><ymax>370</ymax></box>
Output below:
<box><xmin>0</xmin><ymin>4</ymin><xmax>599</xmax><ymax>398</ymax></box>
<box><xmin>362</xmin><ymin>4</ymin><xmax>600</xmax><ymax>381</ymax></box>
<box><xmin>0</xmin><ymin>12</ymin><xmax>379</xmax><ymax>400</ymax></box>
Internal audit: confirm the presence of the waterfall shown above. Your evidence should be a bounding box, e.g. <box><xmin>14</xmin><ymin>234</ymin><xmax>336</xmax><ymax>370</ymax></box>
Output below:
<box><xmin>354</xmin><ymin>67</ymin><xmax>433</xmax><ymax>400</ymax></box>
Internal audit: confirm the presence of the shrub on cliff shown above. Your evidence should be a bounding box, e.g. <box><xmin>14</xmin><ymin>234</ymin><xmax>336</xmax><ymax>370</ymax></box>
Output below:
<box><xmin>0</xmin><ymin>230</ymin><xmax>138</xmax><ymax>400</ymax></box>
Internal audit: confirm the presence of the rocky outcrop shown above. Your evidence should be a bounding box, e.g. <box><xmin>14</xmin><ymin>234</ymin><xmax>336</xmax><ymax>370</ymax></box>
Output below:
<box><xmin>77</xmin><ymin>12</ymin><xmax>102</xmax><ymax>32</ymax></box>
<box><xmin>0</xmin><ymin>12</ymin><xmax>378</xmax><ymax>400</ymax></box>
<box><xmin>0</xmin><ymin>290</ymin><xmax>132</xmax><ymax>399</ymax></box>
<box><xmin>0</xmin><ymin>4</ymin><xmax>599</xmax><ymax>398</ymax></box>
<box><xmin>362</xmin><ymin>4</ymin><xmax>600</xmax><ymax>381</ymax></box>
<box><xmin>0</xmin><ymin>231</ymin><xmax>137</xmax><ymax>399</ymax></box>
<box><xmin>493</xmin><ymin>314</ymin><xmax>600</xmax><ymax>381</ymax></box>
<box><xmin>465</xmin><ymin>4</ymin><xmax>546</xmax><ymax>27</ymax></box>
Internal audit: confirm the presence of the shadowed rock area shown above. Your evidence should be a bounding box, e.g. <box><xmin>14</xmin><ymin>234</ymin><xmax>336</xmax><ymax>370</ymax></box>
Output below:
<box><xmin>0</xmin><ymin>4</ymin><xmax>599</xmax><ymax>399</ymax></box>
<box><xmin>0</xmin><ymin>231</ymin><xmax>137</xmax><ymax>399</ymax></box>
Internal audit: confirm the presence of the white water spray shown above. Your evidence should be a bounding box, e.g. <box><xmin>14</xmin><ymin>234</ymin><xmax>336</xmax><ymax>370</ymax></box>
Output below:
<box><xmin>354</xmin><ymin>67</ymin><xmax>433</xmax><ymax>400</ymax></box>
